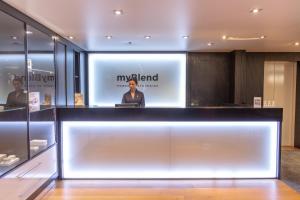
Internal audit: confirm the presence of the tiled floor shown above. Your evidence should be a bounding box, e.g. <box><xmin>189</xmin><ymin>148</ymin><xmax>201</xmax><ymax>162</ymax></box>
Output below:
<box><xmin>281</xmin><ymin>147</ymin><xmax>300</xmax><ymax>192</ymax></box>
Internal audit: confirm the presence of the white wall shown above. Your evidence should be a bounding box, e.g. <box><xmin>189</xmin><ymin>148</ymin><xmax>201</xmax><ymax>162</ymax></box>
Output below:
<box><xmin>264</xmin><ymin>61</ymin><xmax>297</xmax><ymax>146</ymax></box>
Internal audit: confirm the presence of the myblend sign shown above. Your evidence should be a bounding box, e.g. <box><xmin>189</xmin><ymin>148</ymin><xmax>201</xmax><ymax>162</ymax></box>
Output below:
<box><xmin>116</xmin><ymin>73</ymin><xmax>159</xmax><ymax>82</ymax></box>
<box><xmin>88</xmin><ymin>53</ymin><xmax>186</xmax><ymax>107</ymax></box>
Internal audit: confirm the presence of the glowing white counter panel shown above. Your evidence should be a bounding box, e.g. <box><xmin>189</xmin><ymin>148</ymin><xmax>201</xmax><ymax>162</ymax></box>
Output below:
<box><xmin>62</xmin><ymin>121</ymin><xmax>279</xmax><ymax>179</ymax></box>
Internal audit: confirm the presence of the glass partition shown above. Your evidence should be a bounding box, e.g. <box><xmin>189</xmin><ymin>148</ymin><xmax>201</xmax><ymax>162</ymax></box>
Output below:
<box><xmin>27</xmin><ymin>25</ymin><xmax>56</xmax><ymax>157</ymax></box>
<box><xmin>0</xmin><ymin>12</ymin><xmax>27</xmax><ymax>108</ymax></box>
<box><xmin>27</xmin><ymin>25</ymin><xmax>55</xmax><ymax>108</ymax></box>
<box><xmin>29</xmin><ymin>109</ymin><xmax>55</xmax><ymax>157</ymax></box>
<box><xmin>0</xmin><ymin>11</ymin><xmax>28</xmax><ymax>176</ymax></box>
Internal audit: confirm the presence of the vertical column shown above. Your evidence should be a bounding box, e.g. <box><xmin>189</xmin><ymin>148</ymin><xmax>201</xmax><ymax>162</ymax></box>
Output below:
<box><xmin>232</xmin><ymin>50</ymin><xmax>247</xmax><ymax>104</ymax></box>
<box><xmin>294</xmin><ymin>62</ymin><xmax>300</xmax><ymax>147</ymax></box>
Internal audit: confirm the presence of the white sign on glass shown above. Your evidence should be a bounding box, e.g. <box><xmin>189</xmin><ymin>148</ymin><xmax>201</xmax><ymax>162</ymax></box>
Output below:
<box><xmin>29</xmin><ymin>92</ymin><xmax>40</xmax><ymax>112</ymax></box>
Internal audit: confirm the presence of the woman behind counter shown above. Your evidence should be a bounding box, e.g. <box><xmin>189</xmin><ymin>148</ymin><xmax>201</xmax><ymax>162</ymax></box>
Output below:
<box><xmin>121</xmin><ymin>78</ymin><xmax>145</xmax><ymax>107</ymax></box>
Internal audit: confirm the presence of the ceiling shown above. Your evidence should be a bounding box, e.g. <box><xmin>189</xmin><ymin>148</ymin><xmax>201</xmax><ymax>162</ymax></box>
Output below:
<box><xmin>0</xmin><ymin>11</ymin><xmax>54</xmax><ymax>52</ymax></box>
<box><xmin>3</xmin><ymin>0</ymin><xmax>300</xmax><ymax>52</ymax></box>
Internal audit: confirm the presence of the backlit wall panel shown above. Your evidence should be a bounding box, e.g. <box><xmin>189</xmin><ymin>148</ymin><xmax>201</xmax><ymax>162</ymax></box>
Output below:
<box><xmin>88</xmin><ymin>53</ymin><xmax>186</xmax><ymax>107</ymax></box>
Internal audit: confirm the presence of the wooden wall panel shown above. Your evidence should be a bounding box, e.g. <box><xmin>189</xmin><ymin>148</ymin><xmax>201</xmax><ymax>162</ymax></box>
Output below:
<box><xmin>188</xmin><ymin>53</ymin><xmax>233</xmax><ymax>106</ymax></box>
<box><xmin>66</xmin><ymin>48</ymin><xmax>75</xmax><ymax>105</ymax></box>
<box><xmin>232</xmin><ymin>50</ymin><xmax>247</xmax><ymax>104</ymax></box>
<box><xmin>245</xmin><ymin>53</ymin><xmax>265</xmax><ymax>105</ymax></box>
<box><xmin>294</xmin><ymin>62</ymin><xmax>300</xmax><ymax>147</ymax></box>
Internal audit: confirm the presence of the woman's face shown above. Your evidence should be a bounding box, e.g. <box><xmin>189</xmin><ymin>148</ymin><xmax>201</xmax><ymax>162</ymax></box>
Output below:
<box><xmin>13</xmin><ymin>80</ymin><xmax>22</xmax><ymax>91</ymax></box>
<box><xmin>129</xmin><ymin>80</ymin><xmax>136</xmax><ymax>91</ymax></box>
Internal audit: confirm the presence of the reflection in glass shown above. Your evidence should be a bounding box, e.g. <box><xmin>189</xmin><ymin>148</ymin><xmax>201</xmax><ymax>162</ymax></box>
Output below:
<box><xmin>27</xmin><ymin>25</ymin><xmax>55</xmax><ymax>108</ymax></box>
<box><xmin>0</xmin><ymin>114</ymin><xmax>28</xmax><ymax>175</ymax></box>
<box><xmin>0</xmin><ymin>10</ymin><xmax>28</xmax><ymax>176</ymax></box>
<box><xmin>0</xmin><ymin>12</ymin><xmax>27</xmax><ymax>109</ymax></box>
<box><xmin>6</xmin><ymin>77</ymin><xmax>27</xmax><ymax>107</ymax></box>
<box><xmin>29</xmin><ymin>109</ymin><xmax>55</xmax><ymax>157</ymax></box>
<box><xmin>27</xmin><ymin>25</ymin><xmax>56</xmax><ymax>158</ymax></box>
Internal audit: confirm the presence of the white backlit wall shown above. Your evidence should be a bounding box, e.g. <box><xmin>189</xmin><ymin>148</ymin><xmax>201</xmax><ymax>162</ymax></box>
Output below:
<box><xmin>88</xmin><ymin>53</ymin><xmax>186</xmax><ymax>107</ymax></box>
<box><xmin>62</xmin><ymin>121</ymin><xmax>279</xmax><ymax>179</ymax></box>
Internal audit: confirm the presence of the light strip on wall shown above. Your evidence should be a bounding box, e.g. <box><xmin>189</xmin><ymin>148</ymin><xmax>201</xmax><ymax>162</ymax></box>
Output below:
<box><xmin>88</xmin><ymin>53</ymin><xmax>186</xmax><ymax>108</ymax></box>
<box><xmin>62</xmin><ymin>121</ymin><xmax>279</xmax><ymax>179</ymax></box>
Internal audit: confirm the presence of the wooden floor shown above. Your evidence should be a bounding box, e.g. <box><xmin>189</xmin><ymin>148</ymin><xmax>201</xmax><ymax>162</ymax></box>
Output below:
<box><xmin>39</xmin><ymin>180</ymin><xmax>300</xmax><ymax>200</ymax></box>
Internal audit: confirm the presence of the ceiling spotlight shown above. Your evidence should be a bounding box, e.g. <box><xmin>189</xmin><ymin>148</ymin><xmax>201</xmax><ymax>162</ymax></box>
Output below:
<box><xmin>105</xmin><ymin>35</ymin><xmax>112</xmax><ymax>39</ymax></box>
<box><xmin>11</xmin><ymin>36</ymin><xmax>17</xmax><ymax>40</ymax></box>
<box><xmin>295</xmin><ymin>42</ymin><xmax>300</xmax><ymax>46</ymax></box>
<box><xmin>144</xmin><ymin>36</ymin><xmax>151</xmax><ymax>39</ymax></box>
<box><xmin>260</xmin><ymin>35</ymin><xmax>266</xmax><ymax>39</ymax></box>
<box><xmin>68</xmin><ymin>36</ymin><xmax>74</xmax><ymax>40</ymax></box>
<box><xmin>222</xmin><ymin>35</ymin><xmax>227</xmax><ymax>40</ymax></box>
<box><xmin>207</xmin><ymin>42</ymin><xmax>214</xmax><ymax>46</ymax></box>
<box><xmin>26</xmin><ymin>31</ymin><xmax>33</xmax><ymax>34</ymax></box>
<box><xmin>114</xmin><ymin>10</ymin><xmax>123</xmax><ymax>15</ymax></box>
<box><xmin>250</xmin><ymin>8</ymin><xmax>262</xmax><ymax>14</ymax></box>
<box><xmin>182</xmin><ymin>36</ymin><xmax>189</xmax><ymax>39</ymax></box>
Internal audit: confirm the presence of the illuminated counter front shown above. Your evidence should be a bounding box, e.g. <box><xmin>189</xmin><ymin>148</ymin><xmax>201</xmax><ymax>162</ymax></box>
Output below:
<box><xmin>57</xmin><ymin>107</ymin><xmax>282</xmax><ymax>179</ymax></box>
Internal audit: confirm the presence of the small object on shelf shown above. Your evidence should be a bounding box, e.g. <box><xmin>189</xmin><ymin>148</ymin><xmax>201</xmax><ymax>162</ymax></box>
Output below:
<box><xmin>75</xmin><ymin>93</ymin><xmax>84</xmax><ymax>106</ymax></box>
<box><xmin>30</xmin><ymin>139</ymin><xmax>48</xmax><ymax>147</ymax></box>
<box><xmin>0</xmin><ymin>155</ymin><xmax>20</xmax><ymax>167</ymax></box>
<box><xmin>253</xmin><ymin>97</ymin><xmax>262</xmax><ymax>108</ymax></box>
<box><xmin>30</xmin><ymin>146</ymin><xmax>40</xmax><ymax>151</ymax></box>
<box><xmin>0</xmin><ymin>154</ymin><xmax>7</xmax><ymax>161</ymax></box>
<box><xmin>29</xmin><ymin>92</ymin><xmax>40</xmax><ymax>112</ymax></box>
<box><xmin>43</xmin><ymin>94</ymin><xmax>52</xmax><ymax>105</ymax></box>
<box><xmin>7</xmin><ymin>155</ymin><xmax>16</xmax><ymax>159</ymax></box>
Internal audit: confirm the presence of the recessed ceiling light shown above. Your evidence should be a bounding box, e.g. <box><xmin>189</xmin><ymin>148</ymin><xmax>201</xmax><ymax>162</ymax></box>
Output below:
<box><xmin>105</xmin><ymin>35</ymin><xmax>112</xmax><ymax>39</ymax></box>
<box><xmin>250</xmin><ymin>8</ymin><xmax>262</xmax><ymax>14</ymax></box>
<box><xmin>26</xmin><ymin>31</ymin><xmax>33</xmax><ymax>34</ymax></box>
<box><xmin>114</xmin><ymin>10</ymin><xmax>123</xmax><ymax>15</ymax></box>
<box><xmin>222</xmin><ymin>35</ymin><xmax>266</xmax><ymax>41</ymax></box>
<box><xmin>182</xmin><ymin>36</ymin><xmax>189</xmax><ymax>39</ymax></box>
<box><xmin>222</xmin><ymin>35</ymin><xmax>227</xmax><ymax>40</ymax></box>
<box><xmin>207</xmin><ymin>42</ymin><xmax>214</xmax><ymax>46</ymax></box>
<box><xmin>295</xmin><ymin>42</ymin><xmax>300</xmax><ymax>46</ymax></box>
<box><xmin>144</xmin><ymin>36</ymin><xmax>151</xmax><ymax>39</ymax></box>
<box><xmin>11</xmin><ymin>36</ymin><xmax>17</xmax><ymax>40</ymax></box>
<box><xmin>68</xmin><ymin>36</ymin><xmax>74</xmax><ymax>40</ymax></box>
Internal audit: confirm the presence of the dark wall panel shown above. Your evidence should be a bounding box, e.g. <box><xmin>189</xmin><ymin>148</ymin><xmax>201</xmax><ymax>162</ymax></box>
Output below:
<box><xmin>263</xmin><ymin>52</ymin><xmax>300</xmax><ymax>62</ymax></box>
<box><xmin>55</xmin><ymin>42</ymin><xmax>67</xmax><ymax>106</ymax></box>
<box><xmin>232</xmin><ymin>50</ymin><xmax>247</xmax><ymax>104</ymax></box>
<box><xmin>188</xmin><ymin>53</ymin><xmax>233</xmax><ymax>106</ymax></box>
<box><xmin>245</xmin><ymin>53</ymin><xmax>265</xmax><ymax>105</ymax></box>
<box><xmin>66</xmin><ymin>48</ymin><xmax>75</xmax><ymax>105</ymax></box>
<box><xmin>295</xmin><ymin>62</ymin><xmax>300</xmax><ymax>147</ymax></box>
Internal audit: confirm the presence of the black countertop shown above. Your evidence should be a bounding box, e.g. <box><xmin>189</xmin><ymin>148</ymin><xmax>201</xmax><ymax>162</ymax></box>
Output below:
<box><xmin>56</xmin><ymin>107</ymin><xmax>283</xmax><ymax>122</ymax></box>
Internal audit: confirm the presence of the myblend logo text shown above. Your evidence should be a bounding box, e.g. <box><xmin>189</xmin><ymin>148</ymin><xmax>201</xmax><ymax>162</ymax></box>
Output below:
<box><xmin>116</xmin><ymin>73</ymin><xmax>159</xmax><ymax>82</ymax></box>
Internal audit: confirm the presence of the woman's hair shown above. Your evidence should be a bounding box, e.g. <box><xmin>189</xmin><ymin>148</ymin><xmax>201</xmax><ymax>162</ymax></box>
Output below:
<box><xmin>13</xmin><ymin>77</ymin><xmax>23</xmax><ymax>85</ymax></box>
<box><xmin>128</xmin><ymin>77</ymin><xmax>138</xmax><ymax>85</ymax></box>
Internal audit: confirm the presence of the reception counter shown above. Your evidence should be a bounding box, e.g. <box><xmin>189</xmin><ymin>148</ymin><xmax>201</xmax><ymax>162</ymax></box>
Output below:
<box><xmin>57</xmin><ymin>107</ymin><xmax>282</xmax><ymax>179</ymax></box>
